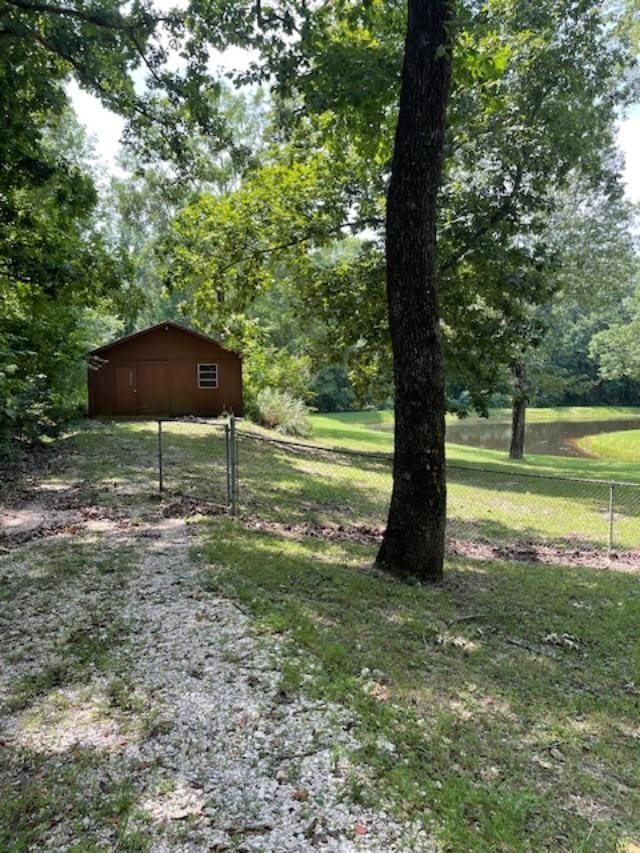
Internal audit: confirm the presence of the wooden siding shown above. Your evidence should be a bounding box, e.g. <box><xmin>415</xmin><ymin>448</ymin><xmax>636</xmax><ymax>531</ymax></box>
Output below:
<box><xmin>88</xmin><ymin>323</ymin><xmax>243</xmax><ymax>417</ymax></box>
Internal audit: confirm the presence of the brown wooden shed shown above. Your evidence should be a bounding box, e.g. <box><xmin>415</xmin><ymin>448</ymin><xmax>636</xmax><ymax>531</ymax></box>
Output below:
<box><xmin>87</xmin><ymin>322</ymin><xmax>243</xmax><ymax>418</ymax></box>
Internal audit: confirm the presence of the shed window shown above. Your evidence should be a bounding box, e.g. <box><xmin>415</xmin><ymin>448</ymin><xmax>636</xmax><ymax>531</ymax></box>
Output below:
<box><xmin>197</xmin><ymin>363</ymin><xmax>218</xmax><ymax>389</ymax></box>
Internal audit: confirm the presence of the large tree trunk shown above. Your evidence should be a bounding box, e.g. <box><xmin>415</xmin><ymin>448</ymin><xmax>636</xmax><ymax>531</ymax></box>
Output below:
<box><xmin>375</xmin><ymin>0</ymin><xmax>454</xmax><ymax>583</ymax></box>
<box><xmin>509</xmin><ymin>362</ymin><xmax>528</xmax><ymax>459</ymax></box>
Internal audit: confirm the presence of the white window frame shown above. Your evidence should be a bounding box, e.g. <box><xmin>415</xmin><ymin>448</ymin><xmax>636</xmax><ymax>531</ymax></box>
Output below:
<box><xmin>197</xmin><ymin>363</ymin><xmax>219</xmax><ymax>389</ymax></box>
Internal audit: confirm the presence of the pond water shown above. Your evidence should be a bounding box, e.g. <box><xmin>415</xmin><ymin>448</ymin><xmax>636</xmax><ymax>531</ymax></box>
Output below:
<box><xmin>445</xmin><ymin>417</ymin><xmax>640</xmax><ymax>457</ymax></box>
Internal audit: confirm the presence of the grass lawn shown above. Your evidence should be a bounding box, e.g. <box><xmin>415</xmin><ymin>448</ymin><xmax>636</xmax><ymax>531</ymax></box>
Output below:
<box><xmin>578</xmin><ymin>430</ymin><xmax>640</xmax><ymax>464</ymax></box>
<box><xmin>234</xmin><ymin>408</ymin><xmax>640</xmax><ymax>552</ymax></box>
<box><xmin>307</xmin><ymin>409</ymin><xmax>640</xmax><ymax>482</ymax></box>
<box><xmin>198</xmin><ymin>517</ymin><xmax>640</xmax><ymax>851</ymax></box>
<box><xmin>61</xmin><ymin>417</ymin><xmax>640</xmax><ymax>554</ymax></box>
<box><xmin>4</xmin><ymin>417</ymin><xmax>640</xmax><ymax>849</ymax></box>
<box><xmin>231</xmin><ymin>433</ymin><xmax>640</xmax><ymax>551</ymax></box>
<box><xmin>461</xmin><ymin>406</ymin><xmax>640</xmax><ymax>424</ymax></box>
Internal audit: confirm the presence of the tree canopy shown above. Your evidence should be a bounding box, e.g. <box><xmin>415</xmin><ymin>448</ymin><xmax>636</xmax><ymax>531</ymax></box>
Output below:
<box><xmin>591</xmin><ymin>277</ymin><xmax>640</xmax><ymax>383</ymax></box>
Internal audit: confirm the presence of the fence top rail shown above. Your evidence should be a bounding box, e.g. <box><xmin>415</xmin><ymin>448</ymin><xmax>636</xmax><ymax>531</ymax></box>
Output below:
<box><xmin>446</xmin><ymin>463</ymin><xmax>640</xmax><ymax>488</ymax></box>
<box><xmin>235</xmin><ymin>428</ymin><xmax>394</xmax><ymax>461</ymax></box>
<box><xmin>234</xmin><ymin>427</ymin><xmax>640</xmax><ymax>489</ymax></box>
<box><xmin>158</xmin><ymin>417</ymin><xmax>227</xmax><ymax>428</ymax></box>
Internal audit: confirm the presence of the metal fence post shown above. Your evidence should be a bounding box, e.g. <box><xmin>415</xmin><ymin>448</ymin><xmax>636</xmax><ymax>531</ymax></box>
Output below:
<box><xmin>158</xmin><ymin>420</ymin><xmax>164</xmax><ymax>494</ymax></box>
<box><xmin>225</xmin><ymin>422</ymin><xmax>231</xmax><ymax>508</ymax></box>
<box><xmin>608</xmin><ymin>481</ymin><xmax>615</xmax><ymax>557</ymax></box>
<box><xmin>229</xmin><ymin>415</ymin><xmax>239</xmax><ymax>517</ymax></box>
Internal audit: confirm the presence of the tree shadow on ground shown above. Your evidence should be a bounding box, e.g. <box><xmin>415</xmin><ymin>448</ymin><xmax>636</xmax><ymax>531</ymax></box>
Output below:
<box><xmin>201</xmin><ymin>519</ymin><xmax>640</xmax><ymax>850</ymax></box>
<box><xmin>43</xmin><ymin>421</ymin><xmax>640</xmax><ymax>555</ymax></box>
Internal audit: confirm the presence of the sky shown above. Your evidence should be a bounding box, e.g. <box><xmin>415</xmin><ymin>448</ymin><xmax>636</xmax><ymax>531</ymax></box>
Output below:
<box><xmin>618</xmin><ymin>105</ymin><xmax>640</xmax><ymax>203</ymax></box>
<box><xmin>68</xmin><ymin>85</ymin><xmax>640</xmax><ymax>203</ymax></box>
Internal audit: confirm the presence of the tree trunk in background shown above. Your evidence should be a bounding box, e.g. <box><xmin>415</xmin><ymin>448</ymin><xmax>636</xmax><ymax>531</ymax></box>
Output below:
<box><xmin>509</xmin><ymin>362</ymin><xmax>528</xmax><ymax>459</ymax></box>
<box><xmin>375</xmin><ymin>0</ymin><xmax>454</xmax><ymax>583</ymax></box>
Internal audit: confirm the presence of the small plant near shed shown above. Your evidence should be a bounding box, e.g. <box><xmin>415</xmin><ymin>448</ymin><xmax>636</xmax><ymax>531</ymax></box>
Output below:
<box><xmin>256</xmin><ymin>388</ymin><xmax>310</xmax><ymax>437</ymax></box>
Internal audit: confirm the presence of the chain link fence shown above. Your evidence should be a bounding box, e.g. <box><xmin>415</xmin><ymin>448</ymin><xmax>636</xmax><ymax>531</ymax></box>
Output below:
<box><xmin>158</xmin><ymin>419</ymin><xmax>231</xmax><ymax>508</ymax></box>
<box><xmin>157</xmin><ymin>418</ymin><xmax>640</xmax><ymax>564</ymax></box>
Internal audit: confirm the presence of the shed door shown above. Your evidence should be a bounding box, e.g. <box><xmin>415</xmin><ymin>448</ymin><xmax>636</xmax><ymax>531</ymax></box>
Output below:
<box><xmin>137</xmin><ymin>362</ymin><xmax>170</xmax><ymax>414</ymax></box>
<box><xmin>115</xmin><ymin>365</ymin><xmax>138</xmax><ymax>415</ymax></box>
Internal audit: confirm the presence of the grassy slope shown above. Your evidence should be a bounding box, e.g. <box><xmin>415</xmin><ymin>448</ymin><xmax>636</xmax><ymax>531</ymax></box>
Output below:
<box><xmin>199</xmin><ymin>518</ymin><xmax>640</xmax><ymax>851</ymax></box>
<box><xmin>69</xmin><ymin>417</ymin><xmax>640</xmax><ymax>551</ymax></box>
<box><xmin>312</xmin><ymin>406</ymin><xmax>640</xmax><ymax>431</ymax></box>
<box><xmin>457</xmin><ymin>406</ymin><xmax>640</xmax><ymax>424</ymax></box>
<box><xmin>578</xmin><ymin>429</ymin><xmax>640</xmax><ymax>464</ymax></box>
<box><xmin>308</xmin><ymin>409</ymin><xmax>640</xmax><ymax>482</ymax></box>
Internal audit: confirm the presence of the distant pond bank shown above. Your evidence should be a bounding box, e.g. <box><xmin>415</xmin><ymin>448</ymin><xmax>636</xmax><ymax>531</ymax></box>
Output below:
<box><xmin>446</xmin><ymin>417</ymin><xmax>640</xmax><ymax>457</ymax></box>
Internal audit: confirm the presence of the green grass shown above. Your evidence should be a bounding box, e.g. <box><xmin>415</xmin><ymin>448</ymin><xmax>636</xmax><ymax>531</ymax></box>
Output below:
<box><xmin>59</xmin><ymin>416</ymin><xmax>640</xmax><ymax>553</ymax></box>
<box><xmin>62</xmin><ymin>407</ymin><xmax>640</xmax><ymax>482</ymax></box>
<box><xmin>307</xmin><ymin>409</ymin><xmax>640</xmax><ymax>482</ymax></box>
<box><xmin>457</xmin><ymin>406</ymin><xmax>640</xmax><ymax>424</ymax></box>
<box><xmin>300</xmin><ymin>413</ymin><xmax>640</xmax><ymax>553</ymax></box>
<box><xmin>306</xmin><ymin>410</ymin><xmax>396</xmax><ymax>451</ymax></box>
<box><xmin>4</xmin><ymin>414</ymin><xmax>640</xmax><ymax>849</ymax></box>
<box><xmin>219</xmin><ymin>426</ymin><xmax>640</xmax><ymax>552</ymax></box>
<box><xmin>198</xmin><ymin>517</ymin><xmax>640</xmax><ymax>851</ymax></box>
<box><xmin>234</xmin><ymin>435</ymin><xmax>640</xmax><ymax>550</ymax></box>
<box><xmin>578</xmin><ymin>429</ymin><xmax>640</xmax><ymax>465</ymax></box>
<box><xmin>312</xmin><ymin>406</ymin><xmax>640</xmax><ymax>430</ymax></box>
<box><xmin>0</xmin><ymin>749</ymin><xmax>151</xmax><ymax>852</ymax></box>
<box><xmin>59</xmin><ymin>418</ymin><xmax>162</xmax><ymax>494</ymax></box>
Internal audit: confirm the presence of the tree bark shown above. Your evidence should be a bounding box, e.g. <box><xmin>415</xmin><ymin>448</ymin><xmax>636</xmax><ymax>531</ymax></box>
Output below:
<box><xmin>375</xmin><ymin>0</ymin><xmax>454</xmax><ymax>583</ymax></box>
<box><xmin>509</xmin><ymin>362</ymin><xmax>528</xmax><ymax>459</ymax></box>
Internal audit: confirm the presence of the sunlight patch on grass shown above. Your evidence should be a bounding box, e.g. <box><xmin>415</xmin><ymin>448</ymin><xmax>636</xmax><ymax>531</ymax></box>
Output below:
<box><xmin>54</xmin><ymin>418</ymin><xmax>640</xmax><ymax>555</ymax></box>
<box><xmin>308</xmin><ymin>409</ymin><xmax>640</xmax><ymax>481</ymax></box>
<box><xmin>578</xmin><ymin>429</ymin><xmax>640</xmax><ymax>464</ymax></box>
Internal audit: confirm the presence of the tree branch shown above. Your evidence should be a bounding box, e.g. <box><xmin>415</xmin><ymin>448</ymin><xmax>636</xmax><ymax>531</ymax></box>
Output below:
<box><xmin>3</xmin><ymin>0</ymin><xmax>175</xmax><ymax>30</ymax></box>
<box><xmin>128</xmin><ymin>28</ymin><xmax>165</xmax><ymax>86</ymax></box>
<box><xmin>1</xmin><ymin>22</ymin><xmax>162</xmax><ymax>126</ymax></box>
<box><xmin>439</xmin><ymin>162</ymin><xmax>524</xmax><ymax>275</ymax></box>
<box><xmin>214</xmin><ymin>217</ymin><xmax>381</xmax><ymax>277</ymax></box>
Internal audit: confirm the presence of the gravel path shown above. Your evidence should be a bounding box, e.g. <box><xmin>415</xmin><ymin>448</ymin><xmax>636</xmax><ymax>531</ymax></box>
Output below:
<box><xmin>0</xmin><ymin>485</ymin><xmax>433</xmax><ymax>851</ymax></box>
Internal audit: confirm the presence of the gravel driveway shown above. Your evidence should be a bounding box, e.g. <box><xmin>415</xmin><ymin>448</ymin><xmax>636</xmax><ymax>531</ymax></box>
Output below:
<box><xmin>0</xmin><ymin>471</ymin><xmax>432</xmax><ymax>851</ymax></box>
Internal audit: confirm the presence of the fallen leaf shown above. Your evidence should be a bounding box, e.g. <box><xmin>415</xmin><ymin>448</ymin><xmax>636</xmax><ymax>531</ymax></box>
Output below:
<box><xmin>292</xmin><ymin>788</ymin><xmax>309</xmax><ymax>801</ymax></box>
<box><xmin>369</xmin><ymin>682</ymin><xmax>389</xmax><ymax>702</ymax></box>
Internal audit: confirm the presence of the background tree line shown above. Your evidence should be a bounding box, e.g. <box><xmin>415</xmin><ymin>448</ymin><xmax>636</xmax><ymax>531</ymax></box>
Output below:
<box><xmin>2</xmin><ymin>0</ymin><xmax>638</xmax><ymax>465</ymax></box>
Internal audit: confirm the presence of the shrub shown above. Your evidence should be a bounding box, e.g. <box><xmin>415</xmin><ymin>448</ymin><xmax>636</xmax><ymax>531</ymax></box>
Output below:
<box><xmin>242</xmin><ymin>343</ymin><xmax>312</xmax><ymax>420</ymax></box>
<box><xmin>256</xmin><ymin>388</ymin><xmax>311</xmax><ymax>437</ymax></box>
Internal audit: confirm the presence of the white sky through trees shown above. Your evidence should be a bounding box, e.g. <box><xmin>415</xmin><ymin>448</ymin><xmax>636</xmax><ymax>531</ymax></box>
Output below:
<box><xmin>618</xmin><ymin>106</ymin><xmax>640</xmax><ymax>202</ymax></box>
<box><xmin>69</xmin><ymin>82</ymin><xmax>640</xmax><ymax>202</ymax></box>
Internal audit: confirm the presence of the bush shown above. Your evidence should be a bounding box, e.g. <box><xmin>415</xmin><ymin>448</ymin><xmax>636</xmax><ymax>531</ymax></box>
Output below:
<box><xmin>242</xmin><ymin>343</ymin><xmax>312</xmax><ymax>421</ymax></box>
<box><xmin>256</xmin><ymin>388</ymin><xmax>311</xmax><ymax>437</ymax></box>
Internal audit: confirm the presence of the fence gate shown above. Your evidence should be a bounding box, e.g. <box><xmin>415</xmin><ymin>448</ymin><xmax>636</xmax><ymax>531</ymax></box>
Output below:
<box><xmin>157</xmin><ymin>418</ymin><xmax>236</xmax><ymax>509</ymax></box>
